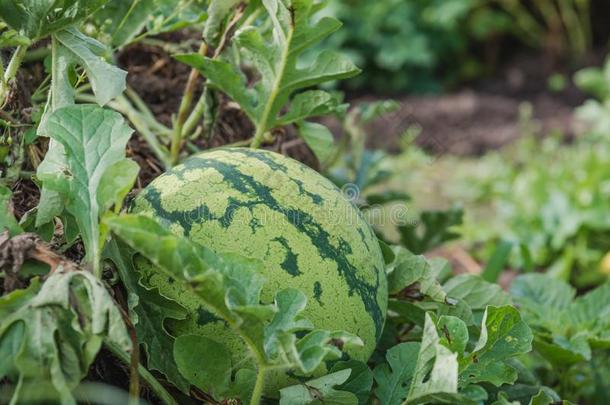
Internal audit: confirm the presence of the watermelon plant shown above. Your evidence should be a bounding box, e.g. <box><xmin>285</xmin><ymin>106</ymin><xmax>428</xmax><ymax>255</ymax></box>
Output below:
<box><xmin>0</xmin><ymin>1</ymin><xmax>608</xmax><ymax>404</ymax></box>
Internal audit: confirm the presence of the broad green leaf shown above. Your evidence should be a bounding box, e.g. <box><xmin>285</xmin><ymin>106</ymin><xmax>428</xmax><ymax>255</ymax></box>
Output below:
<box><xmin>373</xmin><ymin>342</ymin><xmax>419</xmax><ymax>405</ymax></box>
<box><xmin>528</xmin><ymin>388</ymin><xmax>564</xmax><ymax>405</ymax></box>
<box><xmin>103</xmin><ymin>239</ymin><xmax>190</xmax><ymax>392</ymax></box>
<box><xmin>492</xmin><ymin>392</ymin><xmax>519</xmax><ymax>405</ymax></box>
<box><xmin>37</xmin><ymin>105</ymin><xmax>135</xmax><ymax>267</ymax></box>
<box><xmin>94</xmin><ymin>0</ymin><xmax>207</xmax><ymax>47</ymax></box>
<box><xmin>279</xmin><ymin>369</ymin><xmax>358</xmax><ymax>405</ymax></box>
<box><xmin>443</xmin><ymin>274</ymin><xmax>511</xmax><ymax>322</ymax></box>
<box><xmin>264</xmin><ymin>288</ymin><xmax>314</xmax><ymax>360</ymax></box>
<box><xmin>298</xmin><ymin>121</ymin><xmax>335</xmax><ymax>164</ymax></box>
<box><xmin>398</xmin><ymin>207</ymin><xmax>463</xmax><ymax>254</ymax></box>
<box><xmin>223</xmin><ymin>368</ymin><xmax>257</xmax><ymax>402</ymax></box>
<box><xmin>0</xmin><ymin>0</ymin><xmax>108</xmax><ymax>40</ymax></box>
<box><xmin>293</xmin><ymin>329</ymin><xmax>362</xmax><ymax>375</ymax></box>
<box><xmin>35</xmin><ymin>187</ymin><xmax>64</xmax><ymax>227</ymax></box>
<box><xmin>407</xmin><ymin>313</ymin><xmax>461</xmax><ymax>404</ymax></box>
<box><xmin>277</xmin><ymin>91</ymin><xmax>341</xmax><ymax>126</ymax></box>
<box><xmin>174</xmin><ymin>335</ymin><xmax>232</xmax><ymax>396</ymax></box>
<box><xmin>568</xmin><ymin>282</ymin><xmax>610</xmax><ymax>346</ymax></box>
<box><xmin>437</xmin><ymin>315</ymin><xmax>468</xmax><ymax>354</ymax></box>
<box><xmin>97</xmin><ymin>159</ymin><xmax>140</xmax><ymax>213</ymax></box>
<box><xmin>175</xmin><ymin>55</ymin><xmax>256</xmax><ymax>117</ymax></box>
<box><xmin>36</xmin><ymin>28</ymin><xmax>128</xmax><ymax>228</ymax></box>
<box><xmin>177</xmin><ymin>0</ymin><xmax>359</xmax><ymax>143</ymax></box>
<box><xmin>330</xmin><ymin>360</ymin><xmax>373</xmax><ymax>405</ymax></box>
<box><xmin>94</xmin><ymin>0</ymin><xmax>157</xmax><ymax>46</ymax></box>
<box><xmin>511</xmin><ymin>274</ymin><xmax>610</xmax><ymax>366</ymax></box>
<box><xmin>204</xmin><ymin>0</ymin><xmax>241</xmax><ymax>47</ymax></box>
<box><xmin>458</xmin><ymin>306</ymin><xmax>533</xmax><ymax>387</ymax></box>
<box><xmin>0</xmin><ymin>184</ymin><xmax>21</xmax><ymax>235</ymax></box>
<box><xmin>52</xmin><ymin>28</ymin><xmax>127</xmax><ymax>107</ymax></box>
<box><xmin>510</xmin><ymin>273</ymin><xmax>576</xmax><ymax>322</ymax></box>
<box><xmin>0</xmin><ymin>270</ymin><xmax>131</xmax><ymax>405</ymax></box>
<box><xmin>386</xmin><ymin>246</ymin><xmax>446</xmax><ymax>302</ymax></box>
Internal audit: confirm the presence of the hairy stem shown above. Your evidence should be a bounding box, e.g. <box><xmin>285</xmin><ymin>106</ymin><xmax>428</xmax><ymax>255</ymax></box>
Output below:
<box><xmin>182</xmin><ymin>4</ymin><xmax>252</xmax><ymax>141</ymax></box>
<box><xmin>0</xmin><ymin>45</ymin><xmax>28</xmax><ymax>108</ymax></box>
<box><xmin>106</xmin><ymin>342</ymin><xmax>178</xmax><ymax>405</ymax></box>
<box><xmin>249</xmin><ymin>366</ymin><xmax>268</xmax><ymax>405</ymax></box>
<box><xmin>170</xmin><ymin>42</ymin><xmax>208</xmax><ymax>165</ymax></box>
<box><xmin>250</xmin><ymin>29</ymin><xmax>293</xmax><ymax>149</ymax></box>
<box><xmin>125</xmin><ymin>87</ymin><xmax>172</xmax><ymax>135</ymax></box>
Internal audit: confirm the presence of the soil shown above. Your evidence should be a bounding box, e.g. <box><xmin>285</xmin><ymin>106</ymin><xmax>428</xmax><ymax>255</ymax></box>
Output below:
<box><xmin>336</xmin><ymin>51</ymin><xmax>601</xmax><ymax>156</ymax></box>
<box><xmin>117</xmin><ymin>36</ymin><xmax>319</xmax><ymax>180</ymax></box>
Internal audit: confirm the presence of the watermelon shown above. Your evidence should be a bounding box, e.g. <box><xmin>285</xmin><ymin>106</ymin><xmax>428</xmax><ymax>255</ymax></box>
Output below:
<box><xmin>131</xmin><ymin>147</ymin><xmax>387</xmax><ymax>388</ymax></box>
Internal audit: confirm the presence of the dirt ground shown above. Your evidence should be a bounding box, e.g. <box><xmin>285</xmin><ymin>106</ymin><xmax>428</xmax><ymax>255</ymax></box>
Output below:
<box><xmin>348</xmin><ymin>52</ymin><xmax>596</xmax><ymax>155</ymax></box>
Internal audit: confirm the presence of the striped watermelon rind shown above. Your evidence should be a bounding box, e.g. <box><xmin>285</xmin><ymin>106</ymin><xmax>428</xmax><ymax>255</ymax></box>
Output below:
<box><xmin>132</xmin><ymin>147</ymin><xmax>387</xmax><ymax>388</ymax></box>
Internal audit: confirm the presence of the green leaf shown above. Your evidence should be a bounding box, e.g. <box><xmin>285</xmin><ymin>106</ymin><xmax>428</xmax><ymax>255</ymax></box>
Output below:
<box><xmin>407</xmin><ymin>313</ymin><xmax>460</xmax><ymax>404</ymax></box>
<box><xmin>373</xmin><ymin>342</ymin><xmax>419</xmax><ymax>405</ymax></box>
<box><xmin>264</xmin><ymin>288</ymin><xmax>313</xmax><ymax>360</ymax></box>
<box><xmin>330</xmin><ymin>360</ymin><xmax>373</xmax><ymax>405</ymax></box>
<box><xmin>94</xmin><ymin>0</ymin><xmax>206</xmax><ymax>47</ymax></box>
<box><xmin>277</xmin><ymin>90</ymin><xmax>341</xmax><ymax>126</ymax></box>
<box><xmin>174</xmin><ymin>335</ymin><xmax>232</xmax><ymax>396</ymax></box>
<box><xmin>36</xmin><ymin>28</ymin><xmax>128</xmax><ymax>228</ymax></box>
<box><xmin>224</xmin><ymin>368</ymin><xmax>257</xmax><ymax>401</ymax></box>
<box><xmin>528</xmin><ymin>388</ymin><xmax>563</xmax><ymax>405</ymax></box>
<box><xmin>298</xmin><ymin>121</ymin><xmax>335</xmax><ymax>164</ymax></box>
<box><xmin>177</xmin><ymin>0</ymin><xmax>359</xmax><ymax>143</ymax></box>
<box><xmin>511</xmin><ymin>274</ymin><xmax>610</xmax><ymax>365</ymax></box>
<box><xmin>398</xmin><ymin>207</ymin><xmax>463</xmax><ymax>254</ymax></box>
<box><xmin>443</xmin><ymin>274</ymin><xmax>511</xmax><ymax>321</ymax></box>
<box><xmin>37</xmin><ymin>105</ymin><xmax>135</xmax><ymax>267</ymax></box>
<box><xmin>0</xmin><ymin>270</ymin><xmax>131</xmax><ymax>404</ymax></box>
<box><xmin>279</xmin><ymin>369</ymin><xmax>358</xmax><ymax>405</ymax></box>
<box><xmin>204</xmin><ymin>0</ymin><xmax>241</xmax><ymax>47</ymax></box>
<box><xmin>458</xmin><ymin>306</ymin><xmax>533</xmax><ymax>387</ymax></box>
<box><xmin>386</xmin><ymin>246</ymin><xmax>446</xmax><ymax>302</ymax></box>
<box><xmin>492</xmin><ymin>392</ymin><xmax>519</xmax><ymax>405</ymax></box>
<box><xmin>93</xmin><ymin>0</ymin><xmax>157</xmax><ymax>47</ymax></box>
<box><xmin>0</xmin><ymin>184</ymin><xmax>21</xmax><ymax>236</ymax></box>
<box><xmin>567</xmin><ymin>282</ymin><xmax>610</xmax><ymax>346</ymax></box>
<box><xmin>0</xmin><ymin>0</ymin><xmax>109</xmax><ymax>40</ymax></box>
<box><xmin>97</xmin><ymin>159</ymin><xmax>140</xmax><ymax>213</ymax></box>
<box><xmin>52</xmin><ymin>28</ymin><xmax>127</xmax><ymax>107</ymax></box>
<box><xmin>103</xmin><ymin>239</ymin><xmax>190</xmax><ymax>392</ymax></box>
<box><xmin>437</xmin><ymin>315</ymin><xmax>468</xmax><ymax>354</ymax></box>
<box><xmin>35</xmin><ymin>187</ymin><xmax>64</xmax><ymax>227</ymax></box>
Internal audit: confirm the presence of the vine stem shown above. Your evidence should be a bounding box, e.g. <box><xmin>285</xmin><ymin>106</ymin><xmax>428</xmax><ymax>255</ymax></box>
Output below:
<box><xmin>170</xmin><ymin>42</ymin><xmax>208</xmax><ymax>165</ymax></box>
<box><xmin>105</xmin><ymin>342</ymin><xmax>178</xmax><ymax>405</ymax></box>
<box><xmin>250</xmin><ymin>11</ymin><xmax>294</xmax><ymax>149</ymax></box>
<box><xmin>181</xmin><ymin>4</ymin><xmax>252</xmax><ymax>141</ymax></box>
<box><xmin>249</xmin><ymin>366</ymin><xmax>268</xmax><ymax>405</ymax></box>
<box><xmin>0</xmin><ymin>45</ymin><xmax>28</xmax><ymax>108</ymax></box>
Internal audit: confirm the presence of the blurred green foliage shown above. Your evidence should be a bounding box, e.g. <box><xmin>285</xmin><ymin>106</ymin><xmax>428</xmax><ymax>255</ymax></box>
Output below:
<box><xmin>451</xmin><ymin>135</ymin><xmax>610</xmax><ymax>288</ymax></box>
<box><xmin>323</xmin><ymin>0</ymin><xmax>510</xmax><ymax>93</ymax></box>
<box><xmin>574</xmin><ymin>56</ymin><xmax>610</xmax><ymax>138</ymax></box>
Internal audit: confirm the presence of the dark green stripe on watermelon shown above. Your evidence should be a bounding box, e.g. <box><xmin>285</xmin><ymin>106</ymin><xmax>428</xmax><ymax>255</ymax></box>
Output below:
<box><xmin>139</xmin><ymin>154</ymin><xmax>385</xmax><ymax>338</ymax></box>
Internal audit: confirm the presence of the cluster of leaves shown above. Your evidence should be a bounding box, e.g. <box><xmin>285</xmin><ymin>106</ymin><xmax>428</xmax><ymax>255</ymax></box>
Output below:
<box><xmin>319</xmin><ymin>0</ymin><xmax>510</xmax><ymax>93</ymax></box>
<box><xmin>574</xmin><ymin>55</ymin><xmax>610</xmax><ymax>139</ymax></box>
<box><xmin>446</xmin><ymin>134</ymin><xmax>610</xmax><ymax>289</ymax></box>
